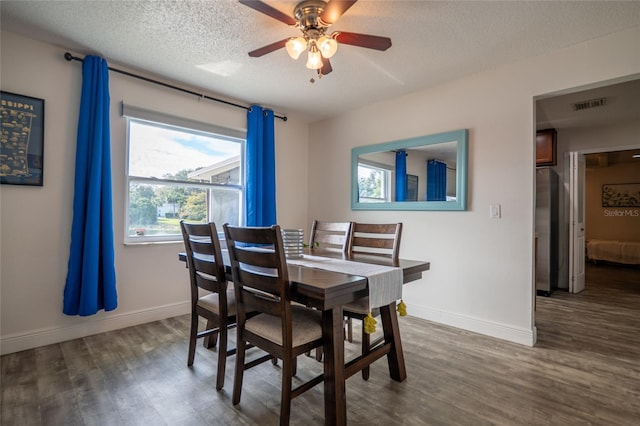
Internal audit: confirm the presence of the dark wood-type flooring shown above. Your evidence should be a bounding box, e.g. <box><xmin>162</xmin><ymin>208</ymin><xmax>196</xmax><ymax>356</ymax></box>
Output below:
<box><xmin>2</xmin><ymin>263</ymin><xmax>639</xmax><ymax>425</ymax></box>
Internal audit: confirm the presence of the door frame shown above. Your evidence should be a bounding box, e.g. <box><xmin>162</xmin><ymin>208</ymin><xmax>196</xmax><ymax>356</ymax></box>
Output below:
<box><xmin>568</xmin><ymin>151</ymin><xmax>586</xmax><ymax>294</ymax></box>
<box><xmin>531</xmin><ymin>73</ymin><xmax>640</xmax><ymax>341</ymax></box>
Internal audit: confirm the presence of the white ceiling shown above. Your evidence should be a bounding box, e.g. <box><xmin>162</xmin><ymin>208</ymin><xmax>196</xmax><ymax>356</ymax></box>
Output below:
<box><xmin>2</xmin><ymin>1</ymin><xmax>639</xmax><ymax>123</ymax></box>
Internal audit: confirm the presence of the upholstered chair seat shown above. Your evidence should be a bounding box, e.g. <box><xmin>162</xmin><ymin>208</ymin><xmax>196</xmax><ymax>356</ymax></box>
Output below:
<box><xmin>245</xmin><ymin>306</ymin><xmax>322</xmax><ymax>347</ymax></box>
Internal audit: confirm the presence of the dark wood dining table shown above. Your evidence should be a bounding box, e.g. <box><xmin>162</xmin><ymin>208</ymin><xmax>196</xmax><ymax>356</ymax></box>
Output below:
<box><xmin>179</xmin><ymin>247</ymin><xmax>430</xmax><ymax>425</ymax></box>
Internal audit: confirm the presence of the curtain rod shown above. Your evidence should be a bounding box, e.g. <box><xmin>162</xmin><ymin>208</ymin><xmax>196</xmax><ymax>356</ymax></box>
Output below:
<box><xmin>64</xmin><ymin>52</ymin><xmax>287</xmax><ymax>122</ymax></box>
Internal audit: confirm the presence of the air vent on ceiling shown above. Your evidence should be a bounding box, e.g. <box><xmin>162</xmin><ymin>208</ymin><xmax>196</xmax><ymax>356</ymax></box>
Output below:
<box><xmin>573</xmin><ymin>97</ymin><xmax>607</xmax><ymax>111</ymax></box>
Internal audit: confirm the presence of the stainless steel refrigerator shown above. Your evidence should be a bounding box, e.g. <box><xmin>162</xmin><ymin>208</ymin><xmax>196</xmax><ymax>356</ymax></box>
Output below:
<box><xmin>535</xmin><ymin>168</ymin><xmax>559</xmax><ymax>296</ymax></box>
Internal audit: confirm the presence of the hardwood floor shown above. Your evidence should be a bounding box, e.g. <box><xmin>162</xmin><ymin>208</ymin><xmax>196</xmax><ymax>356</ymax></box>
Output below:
<box><xmin>2</xmin><ymin>262</ymin><xmax>639</xmax><ymax>425</ymax></box>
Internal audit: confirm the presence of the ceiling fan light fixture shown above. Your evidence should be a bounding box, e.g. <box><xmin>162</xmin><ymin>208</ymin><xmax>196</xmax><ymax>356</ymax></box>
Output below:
<box><xmin>241</xmin><ymin>0</ymin><xmax>393</xmax><ymax>78</ymax></box>
<box><xmin>286</xmin><ymin>36</ymin><xmax>307</xmax><ymax>60</ymax></box>
<box><xmin>305</xmin><ymin>44</ymin><xmax>323</xmax><ymax>70</ymax></box>
<box><xmin>317</xmin><ymin>35</ymin><xmax>338</xmax><ymax>58</ymax></box>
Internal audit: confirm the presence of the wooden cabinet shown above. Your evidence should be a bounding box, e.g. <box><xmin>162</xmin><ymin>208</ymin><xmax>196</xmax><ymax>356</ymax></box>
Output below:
<box><xmin>536</xmin><ymin>128</ymin><xmax>557</xmax><ymax>166</ymax></box>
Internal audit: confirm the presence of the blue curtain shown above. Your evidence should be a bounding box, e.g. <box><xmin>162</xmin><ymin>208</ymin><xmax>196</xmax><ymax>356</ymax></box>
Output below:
<box><xmin>395</xmin><ymin>150</ymin><xmax>407</xmax><ymax>201</ymax></box>
<box><xmin>427</xmin><ymin>159</ymin><xmax>447</xmax><ymax>201</ymax></box>
<box><xmin>63</xmin><ymin>56</ymin><xmax>117</xmax><ymax>316</ymax></box>
<box><xmin>246</xmin><ymin>105</ymin><xmax>277</xmax><ymax>226</ymax></box>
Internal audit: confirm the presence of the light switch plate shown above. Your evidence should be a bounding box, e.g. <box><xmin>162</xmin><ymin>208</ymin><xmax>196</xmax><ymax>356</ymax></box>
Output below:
<box><xmin>490</xmin><ymin>204</ymin><xmax>501</xmax><ymax>219</ymax></box>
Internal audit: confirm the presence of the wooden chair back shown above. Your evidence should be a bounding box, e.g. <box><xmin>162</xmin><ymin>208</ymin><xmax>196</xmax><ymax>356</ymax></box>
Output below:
<box><xmin>223</xmin><ymin>224</ymin><xmax>292</xmax><ymax>342</ymax></box>
<box><xmin>349</xmin><ymin>222</ymin><xmax>403</xmax><ymax>260</ymax></box>
<box><xmin>309</xmin><ymin>220</ymin><xmax>352</xmax><ymax>253</ymax></box>
<box><xmin>180</xmin><ymin>221</ymin><xmax>227</xmax><ymax>307</ymax></box>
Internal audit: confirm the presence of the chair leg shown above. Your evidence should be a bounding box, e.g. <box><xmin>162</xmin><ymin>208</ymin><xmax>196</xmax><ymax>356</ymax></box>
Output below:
<box><xmin>361</xmin><ymin>321</ymin><xmax>371</xmax><ymax>381</ymax></box>
<box><xmin>346</xmin><ymin>317</ymin><xmax>353</xmax><ymax>343</ymax></box>
<box><xmin>280</xmin><ymin>357</ymin><xmax>293</xmax><ymax>426</ymax></box>
<box><xmin>187</xmin><ymin>312</ymin><xmax>198</xmax><ymax>366</ymax></box>
<box><xmin>232</xmin><ymin>335</ymin><xmax>246</xmax><ymax>405</ymax></box>
<box><xmin>203</xmin><ymin>319</ymin><xmax>218</xmax><ymax>348</ymax></box>
<box><xmin>305</xmin><ymin>348</ymin><xmax>323</xmax><ymax>362</ymax></box>
<box><xmin>216</xmin><ymin>322</ymin><xmax>227</xmax><ymax>391</ymax></box>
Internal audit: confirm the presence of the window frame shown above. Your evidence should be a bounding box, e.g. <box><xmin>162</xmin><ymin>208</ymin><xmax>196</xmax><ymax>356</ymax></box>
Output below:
<box><xmin>122</xmin><ymin>104</ymin><xmax>246</xmax><ymax>245</ymax></box>
<box><xmin>356</xmin><ymin>159</ymin><xmax>393</xmax><ymax>203</ymax></box>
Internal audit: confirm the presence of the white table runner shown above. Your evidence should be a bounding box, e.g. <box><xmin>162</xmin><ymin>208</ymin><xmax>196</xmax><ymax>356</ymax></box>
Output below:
<box><xmin>286</xmin><ymin>254</ymin><xmax>403</xmax><ymax>309</ymax></box>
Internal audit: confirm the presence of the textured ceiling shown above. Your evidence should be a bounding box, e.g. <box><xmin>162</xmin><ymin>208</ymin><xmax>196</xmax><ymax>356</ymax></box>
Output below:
<box><xmin>2</xmin><ymin>0</ymin><xmax>639</xmax><ymax>123</ymax></box>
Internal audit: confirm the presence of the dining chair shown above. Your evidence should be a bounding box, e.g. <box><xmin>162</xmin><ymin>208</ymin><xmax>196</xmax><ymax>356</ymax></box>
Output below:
<box><xmin>180</xmin><ymin>220</ymin><xmax>237</xmax><ymax>391</ymax></box>
<box><xmin>308</xmin><ymin>220</ymin><xmax>352</xmax><ymax>253</ymax></box>
<box><xmin>307</xmin><ymin>220</ymin><xmax>353</xmax><ymax>360</ymax></box>
<box><xmin>223</xmin><ymin>224</ymin><xmax>324</xmax><ymax>426</ymax></box>
<box><xmin>343</xmin><ymin>222</ymin><xmax>403</xmax><ymax>380</ymax></box>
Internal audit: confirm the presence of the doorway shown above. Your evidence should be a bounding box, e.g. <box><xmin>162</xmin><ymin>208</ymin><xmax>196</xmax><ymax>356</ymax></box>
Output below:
<box><xmin>533</xmin><ymin>76</ymin><xmax>640</xmax><ymax>330</ymax></box>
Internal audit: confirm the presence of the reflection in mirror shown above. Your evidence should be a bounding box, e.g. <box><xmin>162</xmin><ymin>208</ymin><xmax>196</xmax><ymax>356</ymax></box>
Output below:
<box><xmin>357</xmin><ymin>141</ymin><xmax>458</xmax><ymax>202</ymax></box>
<box><xmin>351</xmin><ymin>129</ymin><xmax>468</xmax><ymax>211</ymax></box>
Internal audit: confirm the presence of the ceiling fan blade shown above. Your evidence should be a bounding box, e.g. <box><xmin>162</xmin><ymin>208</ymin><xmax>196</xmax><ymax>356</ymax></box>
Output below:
<box><xmin>321</xmin><ymin>58</ymin><xmax>333</xmax><ymax>75</ymax></box>
<box><xmin>248</xmin><ymin>39</ymin><xmax>288</xmax><ymax>57</ymax></box>
<box><xmin>335</xmin><ymin>31</ymin><xmax>392</xmax><ymax>51</ymax></box>
<box><xmin>320</xmin><ymin>0</ymin><xmax>358</xmax><ymax>24</ymax></box>
<box><xmin>239</xmin><ymin>0</ymin><xmax>296</xmax><ymax>26</ymax></box>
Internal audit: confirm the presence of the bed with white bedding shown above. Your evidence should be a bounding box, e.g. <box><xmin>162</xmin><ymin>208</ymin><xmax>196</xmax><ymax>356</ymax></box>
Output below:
<box><xmin>586</xmin><ymin>240</ymin><xmax>640</xmax><ymax>265</ymax></box>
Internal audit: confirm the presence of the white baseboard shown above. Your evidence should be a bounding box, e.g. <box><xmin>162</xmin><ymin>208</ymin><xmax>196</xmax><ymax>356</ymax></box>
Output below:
<box><xmin>0</xmin><ymin>302</ymin><xmax>191</xmax><ymax>355</ymax></box>
<box><xmin>1</xmin><ymin>301</ymin><xmax>536</xmax><ymax>355</ymax></box>
<box><xmin>406</xmin><ymin>303</ymin><xmax>536</xmax><ymax>347</ymax></box>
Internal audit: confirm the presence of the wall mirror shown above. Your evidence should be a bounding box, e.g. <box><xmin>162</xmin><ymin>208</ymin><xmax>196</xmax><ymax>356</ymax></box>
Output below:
<box><xmin>351</xmin><ymin>129</ymin><xmax>468</xmax><ymax>211</ymax></box>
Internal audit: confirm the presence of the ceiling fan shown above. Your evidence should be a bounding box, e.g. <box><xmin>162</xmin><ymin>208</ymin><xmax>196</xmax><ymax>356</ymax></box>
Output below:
<box><xmin>239</xmin><ymin>0</ymin><xmax>392</xmax><ymax>78</ymax></box>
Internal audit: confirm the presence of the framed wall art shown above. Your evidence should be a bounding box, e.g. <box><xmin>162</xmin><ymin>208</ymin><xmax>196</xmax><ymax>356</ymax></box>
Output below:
<box><xmin>602</xmin><ymin>183</ymin><xmax>640</xmax><ymax>207</ymax></box>
<box><xmin>1</xmin><ymin>91</ymin><xmax>45</xmax><ymax>186</ymax></box>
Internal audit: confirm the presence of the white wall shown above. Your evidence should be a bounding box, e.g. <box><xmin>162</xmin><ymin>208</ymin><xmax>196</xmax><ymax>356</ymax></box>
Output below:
<box><xmin>307</xmin><ymin>26</ymin><xmax>640</xmax><ymax>345</ymax></box>
<box><xmin>0</xmin><ymin>31</ymin><xmax>309</xmax><ymax>354</ymax></box>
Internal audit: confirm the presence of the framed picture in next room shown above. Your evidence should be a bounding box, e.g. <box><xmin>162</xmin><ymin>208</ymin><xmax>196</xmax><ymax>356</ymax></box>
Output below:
<box><xmin>602</xmin><ymin>183</ymin><xmax>640</xmax><ymax>207</ymax></box>
<box><xmin>1</xmin><ymin>91</ymin><xmax>45</xmax><ymax>186</ymax></box>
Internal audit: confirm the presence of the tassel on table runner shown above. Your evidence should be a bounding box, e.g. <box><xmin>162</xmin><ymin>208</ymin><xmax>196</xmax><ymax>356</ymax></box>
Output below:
<box><xmin>364</xmin><ymin>300</ymin><xmax>406</xmax><ymax>335</ymax></box>
<box><xmin>397</xmin><ymin>299</ymin><xmax>407</xmax><ymax>316</ymax></box>
<box><xmin>363</xmin><ymin>312</ymin><xmax>377</xmax><ymax>334</ymax></box>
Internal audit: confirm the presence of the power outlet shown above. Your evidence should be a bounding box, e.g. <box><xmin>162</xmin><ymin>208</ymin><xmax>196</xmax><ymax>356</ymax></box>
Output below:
<box><xmin>490</xmin><ymin>204</ymin><xmax>501</xmax><ymax>219</ymax></box>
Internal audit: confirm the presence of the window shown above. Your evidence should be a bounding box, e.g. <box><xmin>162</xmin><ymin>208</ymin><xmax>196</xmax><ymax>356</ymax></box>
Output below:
<box><xmin>357</xmin><ymin>161</ymin><xmax>392</xmax><ymax>203</ymax></box>
<box><xmin>124</xmin><ymin>106</ymin><xmax>245</xmax><ymax>244</ymax></box>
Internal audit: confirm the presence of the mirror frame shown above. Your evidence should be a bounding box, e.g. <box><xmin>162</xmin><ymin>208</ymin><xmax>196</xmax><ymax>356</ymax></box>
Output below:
<box><xmin>351</xmin><ymin>129</ymin><xmax>468</xmax><ymax>211</ymax></box>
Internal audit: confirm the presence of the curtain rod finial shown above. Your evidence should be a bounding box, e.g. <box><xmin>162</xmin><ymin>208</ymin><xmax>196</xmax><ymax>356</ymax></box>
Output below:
<box><xmin>64</xmin><ymin>52</ymin><xmax>74</xmax><ymax>61</ymax></box>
